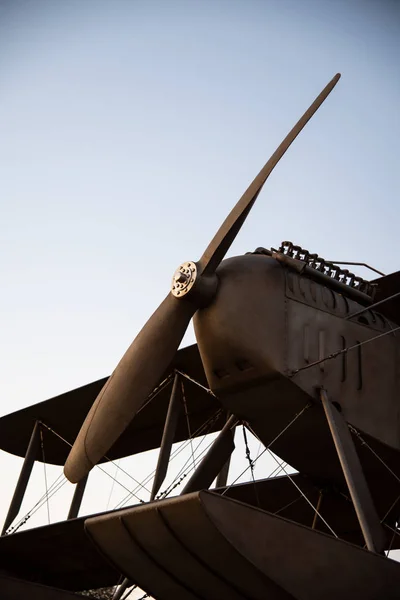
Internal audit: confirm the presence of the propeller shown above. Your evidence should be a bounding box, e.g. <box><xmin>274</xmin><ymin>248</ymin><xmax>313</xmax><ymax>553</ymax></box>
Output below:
<box><xmin>64</xmin><ymin>73</ymin><xmax>341</xmax><ymax>483</ymax></box>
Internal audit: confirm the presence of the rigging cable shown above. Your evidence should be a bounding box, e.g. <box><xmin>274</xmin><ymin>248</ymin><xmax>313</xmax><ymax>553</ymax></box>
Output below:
<box><xmin>221</xmin><ymin>402</ymin><xmax>311</xmax><ymax>496</ymax></box>
<box><xmin>273</xmin><ymin>494</ymin><xmax>304</xmax><ymax>516</ymax></box>
<box><xmin>6</xmin><ymin>375</ymin><xmax>220</xmax><ymax>533</ymax></box>
<box><xmin>348</xmin><ymin>424</ymin><xmax>400</xmax><ymax>486</ymax></box>
<box><xmin>385</xmin><ymin>526</ymin><xmax>397</xmax><ymax>557</ymax></box>
<box><xmin>346</xmin><ymin>424</ymin><xmax>400</xmax><ymax>549</ymax></box>
<box><xmin>289</xmin><ymin>325</ymin><xmax>400</xmax><ymax>377</ymax></box>
<box><xmin>181</xmin><ymin>377</ymin><xmax>196</xmax><ymax>471</ymax></box>
<box><xmin>110</xmin><ymin>376</ymin><xmax>221</xmax><ymax>508</ymax></box>
<box><xmin>40</xmin><ymin>424</ymin><xmax>51</xmax><ymax>525</ymax></box>
<box><xmin>158</xmin><ymin>414</ymin><xmax>224</xmax><ymax>499</ymax></box>
<box><xmin>158</xmin><ymin>426</ymin><xmax>226</xmax><ymax>499</ymax></box>
<box><xmin>380</xmin><ymin>494</ymin><xmax>400</xmax><ymax>526</ymax></box>
<box><xmin>106</xmin><ymin>459</ymin><xmax>120</xmax><ymax>510</ymax></box>
<box><xmin>114</xmin><ymin>408</ymin><xmax>223</xmax><ymax>509</ymax></box>
<box><xmin>6</xmin><ymin>473</ymin><xmax>66</xmax><ymax>535</ymax></box>
<box><xmin>267</xmin><ymin>458</ymin><xmax>291</xmax><ymax>480</ymax></box>
<box><xmin>265</xmin><ymin>448</ymin><xmax>338</xmax><ymax>538</ymax></box>
<box><xmin>41</xmin><ymin>387</ymin><xmax>221</xmax><ymax>509</ymax></box>
<box><xmin>242</xmin><ymin>424</ymin><xmax>260</xmax><ymax>507</ymax></box>
<box><xmin>38</xmin><ymin>421</ymin><xmax>145</xmax><ymax>504</ymax></box>
<box><xmin>239</xmin><ymin>415</ymin><xmax>339</xmax><ymax>538</ymax></box>
<box><xmin>175</xmin><ymin>369</ymin><xmax>217</xmax><ymax>397</ymax></box>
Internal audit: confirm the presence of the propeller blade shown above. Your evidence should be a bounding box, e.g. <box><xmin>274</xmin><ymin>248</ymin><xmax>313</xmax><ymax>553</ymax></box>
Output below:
<box><xmin>64</xmin><ymin>73</ymin><xmax>341</xmax><ymax>484</ymax></box>
<box><xmin>198</xmin><ymin>73</ymin><xmax>341</xmax><ymax>276</ymax></box>
<box><xmin>64</xmin><ymin>294</ymin><xmax>196</xmax><ymax>483</ymax></box>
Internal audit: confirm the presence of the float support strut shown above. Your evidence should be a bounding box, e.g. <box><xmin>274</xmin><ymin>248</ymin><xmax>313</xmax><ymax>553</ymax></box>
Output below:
<box><xmin>215</xmin><ymin>412</ymin><xmax>234</xmax><ymax>488</ymax></box>
<box><xmin>182</xmin><ymin>415</ymin><xmax>238</xmax><ymax>495</ymax></box>
<box><xmin>320</xmin><ymin>389</ymin><xmax>386</xmax><ymax>554</ymax></box>
<box><xmin>151</xmin><ymin>373</ymin><xmax>181</xmax><ymax>501</ymax></box>
<box><xmin>68</xmin><ymin>474</ymin><xmax>88</xmax><ymax>520</ymax></box>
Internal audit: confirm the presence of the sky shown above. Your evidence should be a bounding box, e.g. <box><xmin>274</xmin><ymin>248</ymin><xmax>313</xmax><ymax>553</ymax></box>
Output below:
<box><xmin>0</xmin><ymin>0</ymin><xmax>399</xmax><ymax>595</ymax></box>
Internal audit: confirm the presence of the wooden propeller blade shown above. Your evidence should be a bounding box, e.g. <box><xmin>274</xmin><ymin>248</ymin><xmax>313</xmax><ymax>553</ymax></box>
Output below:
<box><xmin>64</xmin><ymin>294</ymin><xmax>196</xmax><ymax>483</ymax></box>
<box><xmin>198</xmin><ymin>73</ymin><xmax>341</xmax><ymax>276</ymax></box>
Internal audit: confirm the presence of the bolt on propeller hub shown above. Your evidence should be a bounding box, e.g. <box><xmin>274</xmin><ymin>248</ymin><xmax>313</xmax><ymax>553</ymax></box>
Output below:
<box><xmin>171</xmin><ymin>262</ymin><xmax>197</xmax><ymax>298</ymax></box>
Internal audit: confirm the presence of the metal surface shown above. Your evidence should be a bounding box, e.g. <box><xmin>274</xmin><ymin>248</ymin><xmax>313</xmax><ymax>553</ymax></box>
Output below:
<box><xmin>193</xmin><ymin>252</ymin><xmax>400</xmax><ymax>519</ymax></box>
<box><xmin>320</xmin><ymin>389</ymin><xmax>386</xmax><ymax>554</ymax></box>
<box><xmin>171</xmin><ymin>262</ymin><xmax>197</xmax><ymax>298</ymax></box>
<box><xmin>64</xmin><ymin>73</ymin><xmax>341</xmax><ymax>483</ymax></box>
<box><xmin>64</xmin><ymin>294</ymin><xmax>197</xmax><ymax>482</ymax></box>
<box><xmin>0</xmin><ymin>510</ymin><xmax>120</xmax><ymax>591</ymax></box>
<box><xmin>0</xmin><ymin>345</ymin><xmax>224</xmax><ymax>466</ymax></box>
<box><xmin>272</xmin><ymin>251</ymin><xmax>373</xmax><ymax>304</ymax></box>
<box><xmin>0</xmin><ymin>575</ymin><xmax>82</xmax><ymax>600</ymax></box>
<box><xmin>0</xmin><ymin>472</ymin><xmax>396</xmax><ymax>592</ymax></box>
<box><xmin>67</xmin><ymin>475</ymin><xmax>88</xmax><ymax>520</ymax></box>
<box><xmin>181</xmin><ymin>415</ymin><xmax>237</xmax><ymax>495</ymax></box>
<box><xmin>371</xmin><ymin>270</ymin><xmax>400</xmax><ymax>325</ymax></box>
<box><xmin>3</xmin><ymin>71</ymin><xmax>400</xmax><ymax>600</ymax></box>
<box><xmin>85</xmin><ymin>490</ymin><xmax>400</xmax><ymax>600</ymax></box>
<box><xmin>151</xmin><ymin>373</ymin><xmax>182</xmax><ymax>500</ymax></box>
<box><xmin>215</xmin><ymin>413</ymin><xmax>234</xmax><ymax>488</ymax></box>
<box><xmin>2</xmin><ymin>420</ymin><xmax>40</xmax><ymax>536</ymax></box>
<box><xmin>278</xmin><ymin>242</ymin><xmax>376</xmax><ymax>295</ymax></box>
<box><xmin>346</xmin><ymin>290</ymin><xmax>400</xmax><ymax>320</ymax></box>
<box><xmin>215</xmin><ymin>457</ymin><xmax>231</xmax><ymax>489</ymax></box>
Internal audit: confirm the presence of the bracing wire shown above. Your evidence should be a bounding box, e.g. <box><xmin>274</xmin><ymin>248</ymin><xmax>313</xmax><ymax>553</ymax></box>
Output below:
<box><xmin>273</xmin><ymin>494</ymin><xmax>304</xmax><ymax>516</ymax></box>
<box><xmin>158</xmin><ymin>431</ymin><xmax>221</xmax><ymax>499</ymax></box>
<box><xmin>290</xmin><ymin>325</ymin><xmax>400</xmax><ymax>377</ymax></box>
<box><xmin>106</xmin><ymin>459</ymin><xmax>120</xmax><ymax>510</ymax></box>
<box><xmin>175</xmin><ymin>369</ymin><xmax>217</xmax><ymax>397</ymax></box>
<box><xmin>10</xmin><ymin>381</ymin><xmax>308</xmax><ymax>537</ymax></box>
<box><xmin>30</xmin><ymin>371</ymin><xmax>221</xmax><ymax>517</ymax></box>
<box><xmin>6</xmin><ymin>474</ymin><xmax>67</xmax><ymax>534</ymax></box>
<box><xmin>114</xmin><ymin>409</ymin><xmax>223</xmax><ymax>510</ymax></box>
<box><xmin>346</xmin><ymin>424</ymin><xmax>400</xmax><ymax>546</ymax></box>
<box><xmin>40</xmin><ymin>425</ymin><xmax>51</xmax><ymax>525</ymax></box>
<box><xmin>32</xmin><ymin>400</ymin><xmax>222</xmax><ymax>517</ymax></box>
<box><xmin>158</xmin><ymin>420</ymin><xmax>221</xmax><ymax>498</ymax></box>
<box><xmin>348</xmin><ymin>424</ymin><xmax>400</xmax><ymax>486</ymax></box>
<box><xmin>242</xmin><ymin>425</ymin><xmax>260</xmax><ymax>507</ymax></box>
<box><xmin>181</xmin><ymin>378</ymin><xmax>196</xmax><ymax>471</ymax></box>
<box><xmin>239</xmin><ymin>411</ymin><xmax>338</xmax><ymax>538</ymax></box>
<box><xmin>266</xmin><ymin>448</ymin><xmax>338</xmax><ymax>538</ymax></box>
<box><xmin>221</xmin><ymin>402</ymin><xmax>311</xmax><ymax>496</ymax></box>
<box><xmin>40</xmin><ymin>377</ymin><xmax>221</xmax><ymax>510</ymax></box>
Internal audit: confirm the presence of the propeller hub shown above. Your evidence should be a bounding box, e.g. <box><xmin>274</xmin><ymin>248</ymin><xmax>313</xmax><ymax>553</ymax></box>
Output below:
<box><xmin>171</xmin><ymin>262</ymin><xmax>197</xmax><ymax>298</ymax></box>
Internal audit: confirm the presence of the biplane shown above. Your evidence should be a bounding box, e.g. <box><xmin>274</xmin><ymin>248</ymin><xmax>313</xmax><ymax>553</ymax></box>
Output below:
<box><xmin>1</xmin><ymin>73</ymin><xmax>400</xmax><ymax>600</ymax></box>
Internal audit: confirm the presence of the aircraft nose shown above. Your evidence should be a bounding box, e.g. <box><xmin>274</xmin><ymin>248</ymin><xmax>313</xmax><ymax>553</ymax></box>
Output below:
<box><xmin>193</xmin><ymin>253</ymin><xmax>286</xmax><ymax>393</ymax></box>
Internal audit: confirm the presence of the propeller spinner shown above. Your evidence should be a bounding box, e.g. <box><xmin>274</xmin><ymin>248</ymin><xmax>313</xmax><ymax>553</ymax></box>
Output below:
<box><xmin>64</xmin><ymin>73</ymin><xmax>341</xmax><ymax>483</ymax></box>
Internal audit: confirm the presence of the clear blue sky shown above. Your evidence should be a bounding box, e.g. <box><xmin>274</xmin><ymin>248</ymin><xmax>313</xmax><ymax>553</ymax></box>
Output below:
<box><xmin>0</xmin><ymin>0</ymin><xmax>399</xmax><ymax>572</ymax></box>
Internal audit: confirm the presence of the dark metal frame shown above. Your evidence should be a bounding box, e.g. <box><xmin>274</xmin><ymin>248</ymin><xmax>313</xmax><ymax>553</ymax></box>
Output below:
<box><xmin>320</xmin><ymin>389</ymin><xmax>385</xmax><ymax>554</ymax></box>
<box><xmin>150</xmin><ymin>373</ymin><xmax>182</xmax><ymax>501</ymax></box>
<box><xmin>67</xmin><ymin>475</ymin><xmax>88</xmax><ymax>520</ymax></box>
<box><xmin>2</xmin><ymin>420</ymin><xmax>40</xmax><ymax>536</ymax></box>
<box><xmin>182</xmin><ymin>415</ymin><xmax>237</xmax><ymax>495</ymax></box>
